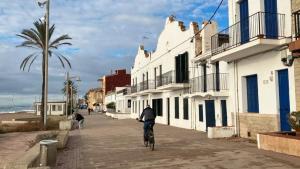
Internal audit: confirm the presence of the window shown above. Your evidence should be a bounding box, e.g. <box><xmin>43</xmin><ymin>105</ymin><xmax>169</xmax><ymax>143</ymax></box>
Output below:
<box><xmin>58</xmin><ymin>105</ymin><xmax>62</xmax><ymax>111</ymax></box>
<box><xmin>128</xmin><ymin>100</ymin><xmax>131</xmax><ymax>108</ymax></box>
<box><xmin>175</xmin><ymin>52</ymin><xmax>189</xmax><ymax>83</ymax></box>
<box><xmin>294</xmin><ymin>11</ymin><xmax>300</xmax><ymax>39</ymax></box>
<box><xmin>38</xmin><ymin>105</ymin><xmax>41</xmax><ymax>111</ymax></box>
<box><xmin>183</xmin><ymin>98</ymin><xmax>189</xmax><ymax>120</ymax></box>
<box><xmin>52</xmin><ymin>105</ymin><xmax>56</xmax><ymax>111</ymax></box>
<box><xmin>175</xmin><ymin>97</ymin><xmax>179</xmax><ymax>119</ymax></box>
<box><xmin>246</xmin><ymin>75</ymin><xmax>259</xmax><ymax>113</ymax></box>
<box><xmin>152</xmin><ymin>99</ymin><xmax>163</xmax><ymax>116</ymax></box>
<box><xmin>199</xmin><ymin>104</ymin><xmax>203</xmax><ymax>122</ymax></box>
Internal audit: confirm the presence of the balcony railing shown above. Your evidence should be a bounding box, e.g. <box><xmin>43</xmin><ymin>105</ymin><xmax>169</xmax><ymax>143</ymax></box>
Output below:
<box><xmin>138</xmin><ymin>80</ymin><xmax>155</xmax><ymax>92</ymax></box>
<box><xmin>211</xmin><ymin>12</ymin><xmax>285</xmax><ymax>55</ymax></box>
<box><xmin>156</xmin><ymin>70</ymin><xmax>189</xmax><ymax>87</ymax></box>
<box><xmin>131</xmin><ymin>85</ymin><xmax>137</xmax><ymax>93</ymax></box>
<box><xmin>293</xmin><ymin>10</ymin><xmax>300</xmax><ymax>39</ymax></box>
<box><xmin>191</xmin><ymin>73</ymin><xmax>228</xmax><ymax>93</ymax></box>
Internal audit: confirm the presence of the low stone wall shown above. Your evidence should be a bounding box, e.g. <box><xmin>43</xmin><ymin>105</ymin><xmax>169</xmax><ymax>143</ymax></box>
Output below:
<box><xmin>4</xmin><ymin>131</ymin><xmax>69</xmax><ymax>169</ymax></box>
<box><xmin>257</xmin><ymin>132</ymin><xmax>300</xmax><ymax>157</ymax></box>
<box><xmin>4</xmin><ymin>143</ymin><xmax>40</xmax><ymax>169</ymax></box>
<box><xmin>239</xmin><ymin>113</ymin><xmax>279</xmax><ymax>140</ymax></box>
<box><xmin>106</xmin><ymin>112</ymin><xmax>131</xmax><ymax>119</ymax></box>
<box><xmin>56</xmin><ymin>131</ymin><xmax>69</xmax><ymax>149</ymax></box>
<box><xmin>59</xmin><ymin>120</ymin><xmax>73</xmax><ymax>130</ymax></box>
<box><xmin>207</xmin><ymin>126</ymin><xmax>235</xmax><ymax>139</ymax></box>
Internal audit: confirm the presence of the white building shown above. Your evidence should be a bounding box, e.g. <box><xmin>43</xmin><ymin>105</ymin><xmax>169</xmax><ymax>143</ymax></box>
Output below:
<box><xmin>104</xmin><ymin>91</ymin><xmax>116</xmax><ymax>112</ymax></box>
<box><xmin>210</xmin><ymin>0</ymin><xmax>294</xmax><ymax>139</ymax></box>
<box><xmin>115</xmin><ymin>86</ymin><xmax>132</xmax><ymax>114</ymax></box>
<box><xmin>130</xmin><ymin>16</ymin><xmax>225</xmax><ymax>131</ymax></box>
<box><xmin>35</xmin><ymin>101</ymin><xmax>66</xmax><ymax>116</ymax></box>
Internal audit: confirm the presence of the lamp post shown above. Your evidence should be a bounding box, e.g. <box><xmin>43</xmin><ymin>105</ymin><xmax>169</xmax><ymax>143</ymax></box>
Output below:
<box><xmin>65</xmin><ymin>72</ymin><xmax>81</xmax><ymax>115</ymax></box>
<box><xmin>37</xmin><ymin>0</ymin><xmax>50</xmax><ymax>128</ymax></box>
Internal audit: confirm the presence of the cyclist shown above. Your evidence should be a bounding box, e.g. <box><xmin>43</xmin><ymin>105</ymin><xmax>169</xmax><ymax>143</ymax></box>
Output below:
<box><xmin>139</xmin><ymin>105</ymin><xmax>156</xmax><ymax>142</ymax></box>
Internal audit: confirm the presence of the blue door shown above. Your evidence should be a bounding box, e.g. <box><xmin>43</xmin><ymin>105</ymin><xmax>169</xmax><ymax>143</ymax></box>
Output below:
<box><xmin>264</xmin><ymin>0</ymin><xmax>278</xmax><ymax>38</ymax></box>
<box><xmin>205</xmin><ymin>100</ymin><xmax>216</xmax><ymax>130</ymax></box>
<box><xmin>240</xmin><ymin>0</ymin><xmax>249</xmax><ymax>44</ymax></box>
<box><xmin>246</xmin><ymin>75</ymin><xmax>259</xmax><ymax>112</ymax></box>
<box><xmin>278</xmin><ymin>69</ymin><xmax>291</xmax><ymax>131</ymax></box>
<box><xmin>221</xmin><ymin>100</ymin><xmax>228</xmax><ymax>126</ymax></box>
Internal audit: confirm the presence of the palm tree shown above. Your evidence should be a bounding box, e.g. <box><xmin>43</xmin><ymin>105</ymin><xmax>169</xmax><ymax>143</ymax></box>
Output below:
<box><xmin>17</xmin><ymin>20</ymin><xmax>72</xmax><ymax>128</ymax></box>
<box><xmin>62</xmin><ymin>79</ymin><xmax>78</xmax><ymax>115</ymax></box>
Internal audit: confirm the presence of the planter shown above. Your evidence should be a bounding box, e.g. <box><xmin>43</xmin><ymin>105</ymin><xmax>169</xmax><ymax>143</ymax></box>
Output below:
<box><xmin>257</xmin><ymin>132</ymin><xmax>300</xmax><ymax>157</ymax></box>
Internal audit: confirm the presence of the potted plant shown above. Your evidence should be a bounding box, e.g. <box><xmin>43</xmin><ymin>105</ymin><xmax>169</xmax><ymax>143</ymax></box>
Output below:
<box><xmin>288</xmin><ymin>111</ymin><xmax>300</xmax><ymax>134</ymax></box>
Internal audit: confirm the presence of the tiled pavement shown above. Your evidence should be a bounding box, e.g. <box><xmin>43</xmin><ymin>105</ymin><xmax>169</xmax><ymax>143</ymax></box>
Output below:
<box><xmin>54</xmin><ymin>112</ymin><xmax>300</xmax><ymax>169</ymax></box>
<box><xmin>0</xmin><ymin>131</ymin><xmax>45</xmax><ymax>169</ymax></box>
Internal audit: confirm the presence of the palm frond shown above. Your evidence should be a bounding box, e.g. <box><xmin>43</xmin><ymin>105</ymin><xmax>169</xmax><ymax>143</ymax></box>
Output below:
<box><xmin>56</xmin><ymin>54</ymin><xmax>65</xmax><ymax>68</ymax></box>
<box><xmin>16</xmin><ymin>41</ymin><xmax>41</xmax><ymax>49</ymax></box>
<box><xmin>50</xmin><ymin>34</ymin><xmax>72</xmax><ymax>47</ymax></box>
<box><xmin>20</xmin><ymin>53</ymin><xmax>37</xmax><ymax>71</ymax></box>
<box><xmin>27</xmin><ymin>55</ymin><xmax>38</xmax><ymax>72</ymax></box>
<box><xmin>50</xmin><ymin>42</ymin><xmax>72</xmax><ymax>49</ymax></box>
<box><xmin>55</xmin><ymin>52</ymin><xmax>72</xmax><ymax>69</ymax></box>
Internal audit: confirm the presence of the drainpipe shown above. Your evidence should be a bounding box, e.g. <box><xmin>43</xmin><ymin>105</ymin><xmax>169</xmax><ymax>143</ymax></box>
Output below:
<box><xmin>233</xmin><ymin>60</ymin><xmax>240</xmax><ymax>136</ymax></box>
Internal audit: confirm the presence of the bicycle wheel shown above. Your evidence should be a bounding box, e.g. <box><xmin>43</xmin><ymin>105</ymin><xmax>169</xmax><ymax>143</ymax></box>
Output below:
<box><xmin>148</xmin><ymin>130</ymin><xmax>155</xmax><ymax>151</ymax></box>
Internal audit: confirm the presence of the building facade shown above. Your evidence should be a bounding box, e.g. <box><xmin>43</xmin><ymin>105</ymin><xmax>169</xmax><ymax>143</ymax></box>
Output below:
<box><xmin>289</xmin><ymin>0</ymin><xmax>300</xmax><ymax>111</ymax></box>
<box><xmin>130</xmin><ymin>16</ymin><xmax>230</xmax><ymax>131</ymax></box>
<box><xmin>211</xmin><ymin>0</ymin><xmax>294</xmax><ymax>139</ymax></box>
<box><xmin>36</xmin><ymin>101</ymin><xmax>66</xmax><ymax>116</ymax></box>
<box><xmin>99</xmin><ymin>69</ymin><xmax>131</xmax><ymax>95</ymax></box>
<box><xmin>115</xmin><ymin>86</ymin><xmax>132</xmax><ymax>114</ymax></box>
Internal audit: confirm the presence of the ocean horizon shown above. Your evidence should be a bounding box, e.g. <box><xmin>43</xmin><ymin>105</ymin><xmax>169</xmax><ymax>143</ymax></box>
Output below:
<box><xmin>0</xmin><ymin>94</ymin><xmax>65</xmax><ymax>113</ymax></box>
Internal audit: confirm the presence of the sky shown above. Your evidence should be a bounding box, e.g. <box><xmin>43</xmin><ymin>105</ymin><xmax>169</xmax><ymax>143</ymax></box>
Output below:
<box><xmin>0</xmin><ymin>0</ymin><xmax>228</xmax><ymax>100</ymax></box>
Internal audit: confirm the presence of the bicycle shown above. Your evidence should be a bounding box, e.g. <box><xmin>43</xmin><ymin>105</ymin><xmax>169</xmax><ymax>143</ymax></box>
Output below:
<box><xmin>137</xmin><ymin>119</ymin><xmax>155</xmax><ymax>151</ymax></box>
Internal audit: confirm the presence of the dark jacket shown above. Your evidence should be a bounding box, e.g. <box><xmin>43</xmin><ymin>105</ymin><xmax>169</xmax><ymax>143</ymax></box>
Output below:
<box><xmin>75</xmin><ymin>113</ymin><xmax>84</xmax><ymax>121</ymax></box>
<box><xmin>140</xmin><ymin>107</ymin><xmax>156</xmax><ymax>121</ymax></box>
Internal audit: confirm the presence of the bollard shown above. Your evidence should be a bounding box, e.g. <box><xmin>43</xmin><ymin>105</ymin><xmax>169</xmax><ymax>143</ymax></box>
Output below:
<box><xmin>40</xmin><ymin>140</ymin><xmax>58</xmax><ymax>167</ymax></box>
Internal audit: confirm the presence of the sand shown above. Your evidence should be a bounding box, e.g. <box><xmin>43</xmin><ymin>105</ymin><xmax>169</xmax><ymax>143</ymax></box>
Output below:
<box><xmin>0</xmin><ymin>112</ymin><xmax>37</xmax><ymax>121</ymax></box>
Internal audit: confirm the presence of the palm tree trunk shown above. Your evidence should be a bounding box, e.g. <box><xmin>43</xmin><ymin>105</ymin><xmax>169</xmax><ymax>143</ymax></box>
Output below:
<box><xmin>40</xmin><ymin>53</ymin><xmax>46</xmax><ymax>129</ymax></box>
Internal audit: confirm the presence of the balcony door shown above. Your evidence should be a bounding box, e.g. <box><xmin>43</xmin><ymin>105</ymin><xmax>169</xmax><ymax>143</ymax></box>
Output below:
<box><xmin>239</xmin><ymin>0</ymin><xmax>249</xmax><ymax>44</ymax></box>
<box><xmin>175</xmin><ymin>52</ymin><xmax>189</xmax><ymax>83</ymax></box>
<box><xmin>264</xmin><ymin>0</ymin><xmax>278</xmax><ymax>39</ymax></box>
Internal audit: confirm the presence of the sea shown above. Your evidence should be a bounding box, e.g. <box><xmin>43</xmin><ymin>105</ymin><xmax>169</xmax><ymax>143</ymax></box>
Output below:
<box><xmin>0</xmin><ymin>94</ymin><xmax>65</xmax><ymax>114</ymax></box>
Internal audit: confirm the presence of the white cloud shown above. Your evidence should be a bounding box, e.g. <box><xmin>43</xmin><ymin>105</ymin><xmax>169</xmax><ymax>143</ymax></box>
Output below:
<box><xmin>0</xmin><ymin>0</ymin><xmax>228</xmax><ymax>96</ymax></box>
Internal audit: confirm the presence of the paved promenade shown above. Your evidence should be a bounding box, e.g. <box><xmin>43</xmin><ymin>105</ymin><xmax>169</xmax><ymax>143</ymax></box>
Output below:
<box><xmin>55</xmin><ymin>112</ymin><xmax>300</xmax><ymax>169</ymax></box>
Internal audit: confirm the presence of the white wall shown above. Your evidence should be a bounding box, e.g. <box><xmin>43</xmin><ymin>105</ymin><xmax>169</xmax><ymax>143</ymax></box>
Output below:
<box><xmin>227</xmin><ymin>49</ymin><xmax>296</xmax><ymax>116</ymax></box>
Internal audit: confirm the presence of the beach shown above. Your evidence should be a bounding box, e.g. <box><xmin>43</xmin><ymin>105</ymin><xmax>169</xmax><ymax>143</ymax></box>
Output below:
<box><xmin>0</xmin><ymin>112</ymin><xmax>36</xmax><ymax>121</ymax></box>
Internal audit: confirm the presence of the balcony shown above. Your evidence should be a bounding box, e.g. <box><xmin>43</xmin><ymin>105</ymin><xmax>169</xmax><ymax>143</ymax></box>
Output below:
<box><xmin>156</xmin><ymin>70</ymin><xmax>189</xmax><ymax>90</ymax></box>
<box><xmin>130</xmin><ymin>85</ymin><xmax>138</xmax><ymax>96</ymax></box>
<box><xmin>190</xmin><ymin>73</ymin><xmax>229</xmax><ymax>97</ymax></box>
<box><xmin>211</xmin><ymin>12</ymin><xmax>288</xmax><ymax>62</ymax></box>
<box><xmin>138</xmin><ymin>80</ymin><xmax>162</xmax><ymax>95</ymax></box>
<box><xmin>289</xmin><ymin>10</ymin><xmax>300</xmax><ymax>56</ymax></box>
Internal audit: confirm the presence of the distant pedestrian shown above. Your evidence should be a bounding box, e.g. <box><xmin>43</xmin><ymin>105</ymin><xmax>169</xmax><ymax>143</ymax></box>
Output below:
<box><xmin>75</xmin><ymin>112</ymin><xmax>85</xmax><ymax>129</ymax></box>
<box><xmin>88</xmin><ymin>108</ymin><xmax>91</xmax><ymax>115</ymax></box>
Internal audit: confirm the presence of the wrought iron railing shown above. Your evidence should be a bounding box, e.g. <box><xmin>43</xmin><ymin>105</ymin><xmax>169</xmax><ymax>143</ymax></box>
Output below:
<box><xmin>191</xmin><ymin>73</ymin><xmax>228</xmax><ymax>93</ymax></box>
<box><xmin>156</xmin><ymin>70</ymin><xmax>189</xmax><ymax>87</ymax></box>
<box><xmin>138</xmin><ymin>80</ymin><xmax>155</xmax><ymax>92</ymax></box>
<box><xmin>211</xmin><ymin>12</ymin><xmax>285</xmax><ymax>55</ymax></box>
<box><xmin>131</xmin><ymin>85</ymin><xmax>137</xmax><ymax>93</ymax></box>
<box><xmin>293</xmin><ymin>10</ymin><xmax>300</xmax><ymax>39</ymax></box>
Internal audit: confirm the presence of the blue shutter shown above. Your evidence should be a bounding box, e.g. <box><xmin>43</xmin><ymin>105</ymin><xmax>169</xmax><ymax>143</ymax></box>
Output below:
<box><xmin>246</xmin><ymin>75</ymin><xmax>259</xmax><ymax>113</ymax></box>
<box><xmin>240</xmin><ymin>0</ymin><xmax>249</xmax><ymax>44</ymax></box>
<box><xmin>265</xmin><ymin>0</ymin><xmax>278</xmax><ymax>38</ymax></box>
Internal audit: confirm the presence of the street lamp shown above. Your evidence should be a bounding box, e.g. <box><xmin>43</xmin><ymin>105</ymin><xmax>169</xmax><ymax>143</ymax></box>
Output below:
<box><xmin>65</xmin><ymin>72</ymin><xmax>81</xmax><ymax>116</ymax></box>
<box><xmin>36</xmin><ymin>0</ymin><xmax>50</xmax><ymax>128</ymax></box>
